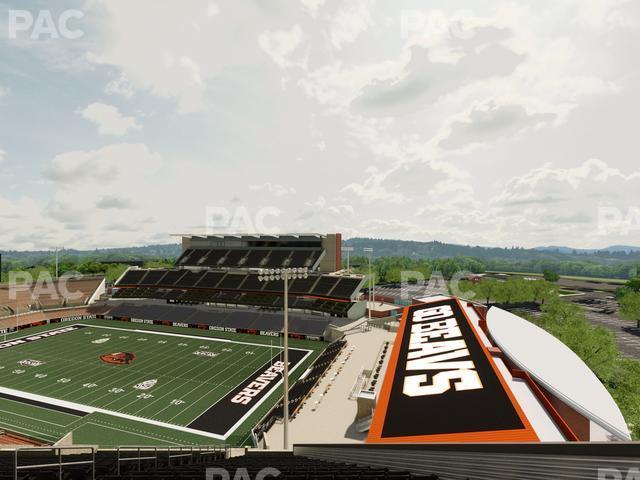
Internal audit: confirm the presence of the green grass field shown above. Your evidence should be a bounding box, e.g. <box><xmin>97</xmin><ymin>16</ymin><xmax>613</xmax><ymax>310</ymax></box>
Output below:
<box><xmin>0</xmin><ymin>320</ymin><xmax>324</xmax><ymax>447</ymax></box>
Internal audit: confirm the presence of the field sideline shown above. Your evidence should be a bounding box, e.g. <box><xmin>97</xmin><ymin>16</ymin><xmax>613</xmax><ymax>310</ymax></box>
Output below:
<box><xmin>0</xmin><ymin>319</ymin><xmax>325</xmax><ymax>446</ymax></box>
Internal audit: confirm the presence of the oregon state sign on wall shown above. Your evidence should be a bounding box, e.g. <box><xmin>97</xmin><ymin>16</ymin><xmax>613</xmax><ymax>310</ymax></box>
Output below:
<box><xmin>367</xmin><ymin>297</ymin><xmax>538</xmax><ymax>442</ymax></box>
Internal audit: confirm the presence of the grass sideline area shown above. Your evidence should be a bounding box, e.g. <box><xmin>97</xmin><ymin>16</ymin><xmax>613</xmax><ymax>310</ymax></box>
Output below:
<box><xmin>0</xmin><ymin>319</ymin><xmax>325</xmax><ymax>446</ymax></box>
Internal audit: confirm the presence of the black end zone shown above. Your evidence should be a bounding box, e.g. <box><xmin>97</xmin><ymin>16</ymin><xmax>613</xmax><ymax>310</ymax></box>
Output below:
<box><xmin>187</xmin><ymin>348</ymin><xmax>308</xmax><ymax>437</ymax></box>
<box><xmin>0</xmin><ymin>391</ymin><xmax>88</xmax><ymax>417</ymax></box>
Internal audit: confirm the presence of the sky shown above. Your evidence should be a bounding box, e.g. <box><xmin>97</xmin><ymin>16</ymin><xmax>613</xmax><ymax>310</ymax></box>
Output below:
<box><xmin>0</xmin><ymin>0</ymin><xmax>639</xmax><ymax>250</ymax></box>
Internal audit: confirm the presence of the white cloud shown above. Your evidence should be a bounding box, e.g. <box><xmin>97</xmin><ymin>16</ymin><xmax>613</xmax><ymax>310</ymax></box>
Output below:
<box><xmin>329</xmin><ymin>0</ymin><xmax>375</xmax><ymax>49</ymax></box>
<box><xmin>258</xmin><ymin>25</ymin><xmax>305</xmax><ymax>69</ymax></box>
<box><xmin>79</xmin><ymin>103</ymin><xmax>141</xmax><ymax>135</ymax></box>
<box><xmin>0</xmin><ymin>149</ymin><xmax>5</xmax><ymax>165</ymax></box>
<box><xmin>48</xmin><ymin>144</ymin><xmax>160</xmax><ymax>185</ymax></box>
<box><xmin>301</xmin><ymin>0</ymin><xmax>325</xmax><ymax>18</ymax></box>
<box><xmin>492</xmin><ymin>159</ymin><xmax>639</xmax><ymax>203</ymax></box>
<box><xmin>249</xmin><ymin>182</ymin><xmax>296</xmax><ymax>197</ymax></box>
<box><xmin>0</xmin><ymin>86</ymin><xmax>8</xmax><ymax>97</ymax></box>
<box><xmin>105</xmin><ymin>73</ymin><xmax>135</xmax><ymax>98</ymax></box>
<box><xmin>439</xmin><ymin>100</ymin><xmax>557</xmax><ymax>151</ymax></box>
<box><xmin>206</xmin><ymin>3</ymin><xmax>220</xmax><ymax>17</ymax></box>
<box><xmin>485</xmin><ymin>159</ymin><xmax>640</xmax><ymax>245</ymax></box>
<box><xmin>88</xmin><ymin>0</ymin><xmax>255</xmax><ymax>113</ymax></box>
<box><xmin>328</xmin><ymin>204</ymin><xmax>355</xmax><ymax>216</ymax></box>
<box><xmin>342</xmin><ymin>166</ymin><xmax>409</xmax><ymax>205</ymax></box>
<box><xmin>95</xmin><ymin>196</ymin><xmax>133</xmax><ymax>210</ymax></box>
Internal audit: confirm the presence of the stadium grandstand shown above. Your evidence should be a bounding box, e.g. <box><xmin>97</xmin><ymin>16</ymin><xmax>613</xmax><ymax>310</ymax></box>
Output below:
<box><xmin>0</xmin><ymin>276</ymin><xmax>105</xmax><ymax>316</ymax></box>
<box><xmin>0</xmin><ymin>234</ymin><xmax>638</xmax><ymax>480</ymax></box>
<box><xmin>112</xmin><ymin>233</ymin><xmax>366</xmax><ymax>321</ymax></box>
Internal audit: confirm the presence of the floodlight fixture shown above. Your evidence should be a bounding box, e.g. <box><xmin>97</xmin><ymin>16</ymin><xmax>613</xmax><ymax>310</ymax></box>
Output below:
<box><xmin>256</xmin><ymin>265</ymin><xmax>308</xmax><ymax>449</ymax></box>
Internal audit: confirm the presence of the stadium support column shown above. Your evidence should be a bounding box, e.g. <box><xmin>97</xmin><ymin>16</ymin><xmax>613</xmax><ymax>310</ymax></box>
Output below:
<box><xmin>258</xmin><ymin>267</ymin><xmax>308</xmax><ymax>450</ymax></box>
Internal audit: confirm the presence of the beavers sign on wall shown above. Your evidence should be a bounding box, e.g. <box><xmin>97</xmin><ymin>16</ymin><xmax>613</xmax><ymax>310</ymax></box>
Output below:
<box><xmin>367</xmin><ymin>297</ymin><xmax>538</xmax><ymax>443</ymax></box>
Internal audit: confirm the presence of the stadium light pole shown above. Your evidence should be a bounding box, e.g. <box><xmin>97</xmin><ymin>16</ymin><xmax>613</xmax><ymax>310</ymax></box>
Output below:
<box><xmin>343</xmin><ymin>246</ymin><xmax>353</xmax><ymax>274</ymax></box>
<box><xmin>364</xmin><ymin>247</ymin><xmax>373</xmax><ymax>324</ymax></box>
<box><xmin>54</xmin><ymin>247</ymin><xmax>62</xmax><ymax>279</ymax></box>
<box><xmin>258</xmin><ymin>266</ymin><xmax>308</xmax><ymax>450</ymax></box>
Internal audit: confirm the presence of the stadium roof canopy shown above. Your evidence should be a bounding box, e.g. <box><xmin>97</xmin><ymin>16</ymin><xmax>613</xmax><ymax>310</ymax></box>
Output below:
<box><xmin>171</xmin><ymin>233</ymin><xmax>327</xmax><ymax>240</ymax></box>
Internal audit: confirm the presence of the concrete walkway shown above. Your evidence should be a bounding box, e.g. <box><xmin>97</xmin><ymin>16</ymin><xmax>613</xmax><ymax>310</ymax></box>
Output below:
<box><xmin>264</xmin><ymin>328</ymin><xmax>396</xmax><ymax>448</ymax></box>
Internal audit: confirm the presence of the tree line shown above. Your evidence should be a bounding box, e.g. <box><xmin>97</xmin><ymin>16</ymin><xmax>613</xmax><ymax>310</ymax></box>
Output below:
<box><xmin>457</xmin><ymin>278</ymin><xmax>559</xmax><ymax>305</ymax></box>
<box><xmin>0</xmin><ymin>259</ymin><xmax>176</xmax><ymax>284</ymax></box>
<box><xmin>346</xmin><ymin>254</ymin><xmax>638</xmax><ymax>281</ymax></box>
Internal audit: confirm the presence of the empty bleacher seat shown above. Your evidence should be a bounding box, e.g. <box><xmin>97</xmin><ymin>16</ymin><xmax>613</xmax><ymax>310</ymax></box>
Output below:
<box><xmin>118</xmin><ymin>270</ymin><xmax>147</xmax><ymax>285</ymax></box>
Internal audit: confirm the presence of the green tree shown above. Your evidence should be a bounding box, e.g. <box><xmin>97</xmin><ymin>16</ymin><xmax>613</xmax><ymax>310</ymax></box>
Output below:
<box><xmin>526</xmin><ymin>300</ymin><xmax>639</xmax><ymax>439</ymax></box>
<box><xmin>530</xmin><ymin>280</ymin><xmax>559</xmax><ymax>304</ymax></box>
<box><xmin>104</xmin><ymin>264</ymin><xmax>129</xmax><ymax>283</ymax></box>
<box><xmin>477</xmin><ymin>278</ymin><xmax>499</xmax><ymax>305</ymax></box>
<box><xmin>143</xmin><ymin>259</ymin><xmax>175</xmax><ymax>269</ymax></box>
<box><xmin>536</xmin><ymin>300</ymin><xmax>618</xmax><ymax>376</ymax></box>
<box><xmin>604</xmin><ymin>359</ymin><xmax>640</xmax><ymax>440</ymax></box>
<box><xmin>625</xmin><ymin>277</ymin><xmax>640</xmax><ymax>292</ymax></box>
<box><xmin>620</xmin><ymin>292</ymin><xmax>640</xmax><ymax>329</ymax></box>
<box><xmin>543</xmin><ymin>269</ymin><xmax>560</xmax><ymax>282</ymax></box>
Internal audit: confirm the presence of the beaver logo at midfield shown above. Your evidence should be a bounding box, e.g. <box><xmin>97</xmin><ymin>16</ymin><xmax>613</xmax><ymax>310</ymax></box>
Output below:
<box><xmin>99</xmin><ymin>352</ymin><xmax>137</xmax><ymax>365</ymax></box>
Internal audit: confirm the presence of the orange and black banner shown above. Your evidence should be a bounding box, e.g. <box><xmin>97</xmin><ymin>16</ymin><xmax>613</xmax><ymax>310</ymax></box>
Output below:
<box><xmin>368</xmin><ymin>297</ymin><xmax>538</xmax><ymax>443</ymax></box>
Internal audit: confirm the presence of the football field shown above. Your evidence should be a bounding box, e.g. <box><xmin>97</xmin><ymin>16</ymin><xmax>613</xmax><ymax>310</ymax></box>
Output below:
<box><xmin>0</xmin><ymin>320</ymin><xmax>321</xmax><ymax>446</ymax></box>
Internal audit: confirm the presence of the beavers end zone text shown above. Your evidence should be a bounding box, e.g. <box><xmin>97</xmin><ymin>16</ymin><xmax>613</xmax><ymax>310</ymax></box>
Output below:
<box><xmin>368</xmin><ymin>297</ymin><xmax>538</xmax><ymax>443</ymax></box>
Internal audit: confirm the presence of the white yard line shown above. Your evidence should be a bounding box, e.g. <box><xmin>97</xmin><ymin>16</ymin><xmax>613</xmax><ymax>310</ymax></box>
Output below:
<box><xmin>77</xmin><ymin>422</ymin><xmax>180</xmax><ymax>446</ymax></box>
<box><xmin>162</xmin><ymin>347</ymin><xmax>274</xmax><ymax>423</ymax></box>
<box><xmin>75</xmin><ymin>324</ymin><xmax>308</xmax><ymax>351</ymax></box>
<box><xmin>0</xmin><ymin>408</ymin><xmax>69</xmax><ymax>427</ymax></box>
<box><xmin>129</xmin><ymin>342</ymin><xmax>254</xmax><ymax>417</ymax></box>
<box><xmin>0</xmin><ymin>385</ymin><xmax>225</xmax><ymax>440</ymax></box>
<box><xmin>0</xmin><ymin>420</ymin><xmax>59</xmax><ymax>441</ymax></box>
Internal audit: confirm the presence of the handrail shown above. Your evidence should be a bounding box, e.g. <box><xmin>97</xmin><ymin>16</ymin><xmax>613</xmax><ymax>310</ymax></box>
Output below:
<box><xmin>115</xmin><ymin>445</ymin><xmax>225</xmax><ymax>475</ymax></box>
<box><xmin>6</xmin><ymin>444</ymin><xmax>227</xmax><ymax>480</ymax></box>
<box><xmin>12</xmin><ymin>446</ymin><xmax>96</xmax><ymax>480</ymax></box>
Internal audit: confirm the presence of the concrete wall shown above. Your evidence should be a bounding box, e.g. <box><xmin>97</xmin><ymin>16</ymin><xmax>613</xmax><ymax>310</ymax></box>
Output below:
<box><xmin>319</xmin><ymin>233</ymin><xmax>340</xmax><ymax>273</ymax></box>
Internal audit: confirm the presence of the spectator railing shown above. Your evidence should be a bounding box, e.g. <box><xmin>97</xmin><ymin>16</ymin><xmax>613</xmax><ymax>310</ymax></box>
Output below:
<box><xmin>1</xmin><ymin>444</ymin><xmax>229</xmax><ymax>480</ymax></box>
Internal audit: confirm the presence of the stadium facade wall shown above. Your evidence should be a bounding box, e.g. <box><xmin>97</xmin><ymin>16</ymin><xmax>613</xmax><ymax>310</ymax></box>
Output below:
<box><xmin>100</xmin><ymin>314</ymin><xmax>326</xmax><ymax>341</ymax></box>
<box><xmin>0</xmin><ymin>306</ymin><xmax>328</xmax><ymax>342</ymax></box>
<box><xmin>318</xmin><ymin>233</ymin><xmax>341</xmax><ymax>273</ymax></box>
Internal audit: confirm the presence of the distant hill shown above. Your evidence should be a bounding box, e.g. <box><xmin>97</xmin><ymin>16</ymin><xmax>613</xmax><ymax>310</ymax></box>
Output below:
<box><xmin>344</xmin><ymin>238</ymin><xmax>640</xmax><ymax>265</ymax></box>
<box><xmin>602</xmin><ymin>245</ymin><xmax>640</xmax><ymax>254</ymax></box>
<box><xmin>0</xmin><ymin>244</ymin><xmax>181</xmax><ymax>264</ymax></box>
<box><xmin>3</xmin><ymin>239</ymin><xmax>639</xmax><ymax>266</ymax></box>
<box><xmin>535</xmin><ymin>245</ymin><xmax>640</xmax><ymax>254</ymax></box>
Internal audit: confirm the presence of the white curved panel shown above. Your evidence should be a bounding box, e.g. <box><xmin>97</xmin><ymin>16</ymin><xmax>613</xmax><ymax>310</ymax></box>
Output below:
<box><xmin>487</xmin><ymin>307</ymin><xmax>630</xmax><ymax>441</ymax></box>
